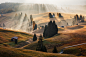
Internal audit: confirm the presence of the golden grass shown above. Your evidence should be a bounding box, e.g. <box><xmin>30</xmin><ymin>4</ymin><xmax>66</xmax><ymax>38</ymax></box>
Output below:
<box><xmin>0</xmin><ymin>46</ymin><xmax>79</xmax><ymax>57</ymax></box>
<box><xmin>24</xmin><ymin>29</ymin><xmax>86</xmax><ymax>55</ymax></box>
<box><xmin>0</xmin><ymin>12</ymin><xmax>86</xmax><ymax>56</ymax></box>
<box><xmin>0</xmin><ymin>29</ymin><xmax>33</xmax><ymax>47</ymax></box>
<box><xmin>63</xmin><ymin>46</ymin><xmax>86</xmax><ymax>56</ymax></box>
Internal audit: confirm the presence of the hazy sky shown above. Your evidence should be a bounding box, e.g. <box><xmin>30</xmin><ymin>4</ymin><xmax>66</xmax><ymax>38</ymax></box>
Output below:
<box><xmin>0</xmin><ymin>0</ymin><xmax>86</xmax><ymax>5</ymax></box>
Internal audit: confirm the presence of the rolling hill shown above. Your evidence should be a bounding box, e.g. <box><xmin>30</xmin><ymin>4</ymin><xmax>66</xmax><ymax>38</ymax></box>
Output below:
<box><xmin>0</xmin><ymin>3</ymin><xmax>86</xmax><ymax>57</ymax></box>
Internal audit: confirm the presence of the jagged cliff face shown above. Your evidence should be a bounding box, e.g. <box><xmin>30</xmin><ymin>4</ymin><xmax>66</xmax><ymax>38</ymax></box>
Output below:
<box><xmin>17</xmin><ymin>4</ymin><xmax>58</xmax><ymax>14</ymax></box>
<box><xmin>4</xmin><ymin>13</ymin><xmax>33</xmax><ymax>32</ymax></box>
<box><xmin>0</xmin><ymin>4</ymin><xmax>58</xmax><ymax>32</ymax></box>
<box><xmin>0</xmin><ymin>3</ymin><xmax>85</xmax><ymax>33</ymax></box>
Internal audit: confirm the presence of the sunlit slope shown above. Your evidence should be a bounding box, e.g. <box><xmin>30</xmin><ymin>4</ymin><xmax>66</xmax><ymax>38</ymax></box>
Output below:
<box><xmin>24</xmin><ymin>28</ymin><xmax>86</xmax><ymax>56</ymax></box>
<box><xmin>24</xmin><ymin>21</ymin><xmax>86</xmax><ymax>55</ymax></box>
<box><xmin>0</xmin><ymin>19</ymin><xmax>86</xmax><ymax>57</ymax></box>
<box><xmin>0</xmin><ymin>28</ymin><xmax>33</xmax><ymax>47</ymax></box>
<box><xmin>0</xmin><ymin>46</ymin><xmax>79</xmax><ymax>57</ymax></box>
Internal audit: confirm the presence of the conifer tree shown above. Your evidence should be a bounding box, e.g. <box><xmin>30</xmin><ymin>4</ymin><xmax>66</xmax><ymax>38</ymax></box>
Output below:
<box><xmin>75</xmin><ymin>14</ymin><xmax>79</xmax><ymax>20</ymax></box>
<box><xmin>53</xmin><ymin>46</ymin><xmax>58</xmax><ymax>53</ymax></box>
<box><xmin>81</xmin><ymin>16</ymin><xmax>84</xmax><ymax>22</ymax></box>
<box><xmin>49</xmin><ymin>13</ymin><xmax>53</xmax><ymax>18</ymax></box>
<box><xmin>42</xmin><ymin>45</ymin><xmax>47</xmax><ymax>52</ymax></box>
<box><xmin>36</xmin><ymin>34</ymin><xmax>43</xmax><ymax>51</ymax></box>
<box><xmin>33</xmin><ymin>34</ymin><xmax>37</xmax><ymax>41</ymax></box>
<box><xmin>80</xmin><ymin>15</ymin><xmax>82</xmax><ymax>20</ymax></box>
<box><xmin>43</xmin><ymin>25</ymin><xmax>47</xmax><ymax>37</ymax></box>
<box><xmin>36</xmin><ymin>35</ymin><xmax>47</xmax><ymax>52</ymax></box>
<box><xmin>59</xmin><ymin>13</ymin><xmax>61</xmax><ymax>17</ymax></box>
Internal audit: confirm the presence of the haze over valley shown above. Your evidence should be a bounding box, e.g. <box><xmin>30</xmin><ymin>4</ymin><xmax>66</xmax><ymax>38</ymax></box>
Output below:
<box><xmin>0</xmin><ymin>1</ymin><xmax>86</xmax><ymax>57</ymax></box>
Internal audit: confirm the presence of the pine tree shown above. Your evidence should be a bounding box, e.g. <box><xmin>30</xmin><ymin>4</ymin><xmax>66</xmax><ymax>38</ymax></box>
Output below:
<box><xmin>53</xmin><ymin>21</ymin><xmax>58</xmax><ymax>34</ymax></box>
<box><xmin>42</xmin><ymin>45</ymin><xmax>47</xmax><ymax>52</ymax></box>
<box><xmin>43</xmin><ymin>25</ymin><xmax>47</xmax><ymax>37</ymax></box>
<box><xmin>81</xmin><ymin>16</ymin><xmax>84</xmax><ymax>22</ymax></box>
<box><xmin>33</xmin><ymin>34</ymin><xmax>37</xmax><ymax>41</ymax></box>
<box><xmin>36</xmin><ymin>35</ymin><xmax>47</xmax><ymax>52</ymax></box>
<box><xmin>59</xmin><ymin>13</ymin><xmax>61</xmax><ymax>17</ymax></box>
<box><xmin>49</xmin><ymin>13</ymin><xmax>53</xmax><ymax>18</ymax></box>
<box><xmin>36</xmin><ymin>35</ymin><xmax>43</xmax><ymax>51</ymax></box>
<box><xmin>75</xmin><ymin>14</ymin><xmax>79</xmax><ymax>20</ymax></box>
<box><xmin>80</xmin><ymin>15</ymin><xmax>82</xmax><ymax>20</ymax></box>
<box><xmin>53</xmin><ymin>46</ymin><xmax>58</xmax><ymax>53</ymax></box>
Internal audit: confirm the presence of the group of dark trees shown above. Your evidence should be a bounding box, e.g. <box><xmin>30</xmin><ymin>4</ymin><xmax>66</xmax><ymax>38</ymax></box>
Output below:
<box><xmin>49</xmin><ymin>13</ymin><xmax>63</xmax><ymax>18</ymax></box>
<box><xmin>33</xmin><ymin>13</ymin><xmax>59</xmax><ymax>53</ymax></box>
<box><xmin>36</xmin><ymin>35</ymin><xmax>58</xmax><ymax>53</ymax></box>
<box><xmin>57</xmin><ymin>13</ymin><xmax>63</xmax><ymax>17</ymax></box>
<box><xmin>74</xmin><ymin>14</ymin><xmax>84</xmax><ymax>22</ymax></box>
<box><xmin>36</xmin><ymin>35</ymin><xmax>47</xmax><ymax>52</ymax></box>
<box><xmin>49</xmin><ymin>13</ymin><xmax>64</xmax><ymax>18</ymax></box>
<box><xmin>43</xmin><ymin>21</ymin><xmax>58</xmax><ymax>38</ymax></box>
<box><xmin>49</xmin><ymin>13</ymin><xmax>55</xmax><ymax>18</ymax></box>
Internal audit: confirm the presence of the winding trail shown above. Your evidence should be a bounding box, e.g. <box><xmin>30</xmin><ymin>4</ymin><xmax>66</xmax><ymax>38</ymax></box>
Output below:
<box><xmin>59</xmin><ymin>43</ymin><xmax>86</xmax><ymax>54</ymax></box>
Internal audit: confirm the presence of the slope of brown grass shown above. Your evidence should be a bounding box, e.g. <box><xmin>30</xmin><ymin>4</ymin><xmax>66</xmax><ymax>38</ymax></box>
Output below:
<box><xmin>24</xmin><ymin>29</ymin><xmax>86</xmax><ymax>56</ymax></box>
<box><xmin>63</xmin><ymin>45</ymin><xmax>86</xmax><ymax>56</ymax></box>
<box><xmin>0</xmin><ymin>28</ymin><xmax>33</xmax><ymax>47</ymax></box>
<box><xmin>0</xmin><ymin>46</ymin><xmax>80</xmax><ymax>57</ymax></box>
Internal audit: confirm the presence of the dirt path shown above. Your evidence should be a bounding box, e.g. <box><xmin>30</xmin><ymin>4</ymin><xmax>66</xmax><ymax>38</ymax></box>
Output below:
<box><xmin>59</xmin><ymin>43</ymin><xmax>86</xmax><ymax>54</ymax></box>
